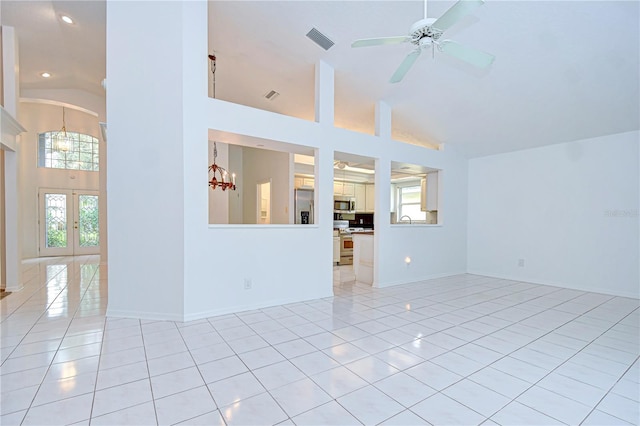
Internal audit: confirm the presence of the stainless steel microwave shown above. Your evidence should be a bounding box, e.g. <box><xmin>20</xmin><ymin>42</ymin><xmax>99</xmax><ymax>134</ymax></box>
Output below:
<box><xmin>334</xmin><ymin>197</ymin><xmax>355</xmax><ymax>213</ymax></box>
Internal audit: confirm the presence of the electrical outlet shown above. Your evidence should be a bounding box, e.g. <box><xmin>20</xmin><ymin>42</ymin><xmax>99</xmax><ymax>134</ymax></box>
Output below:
<box><xmin>518</xmin><ymin>259</ymin><xmax>525</xmax><ymax>267</ymax></box>
<box><xmin>244</xmin><ymin>278</ymin><xmax>252</xmax><ymax>290</ymax></box>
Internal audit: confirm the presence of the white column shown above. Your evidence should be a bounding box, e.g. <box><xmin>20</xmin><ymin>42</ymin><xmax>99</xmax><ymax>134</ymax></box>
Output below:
<box><xmin>2</xmin><ymin>26</ymin><xmax>23</xmax><ymax>291</ymax></box>
<box><xmin>99</xmin><ymin>123</ymin><xmax>108</xmax><ymax>267</ymax></box>
<box><xmin>314</xmin><ymin>60</ymin><xmax>334</xmax><ymax>125</ymax></box>
<box><xmin>0</xmin><ymin>149</ymin><xmax>3</xmax><ymax>287</ymax></box>
<box><xmin>4</xmin><ymin>149</ymin><xmax>21</xmax><ymax>291</ymax></box>
<box><xmin>375</xmin><ymin>100</ymin><xmax>392</xmax><ymax>139</ymax></box>
<box><xmin>2</xmin><ymin>27</ymin><xmax>19</xmax><ymax>116</ymax></box>
<box><xmin>373</xmin><ymin>157</ymin><xmax>391</xmax><ymax>288</ymax></box>
<box><xmin>106</xmin><ymin>1</ymin><xmax>187</xmax><ymax>319</ymax></box>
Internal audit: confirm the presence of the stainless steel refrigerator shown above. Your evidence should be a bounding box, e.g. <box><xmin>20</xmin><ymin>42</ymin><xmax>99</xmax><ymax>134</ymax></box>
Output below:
<box><xmin>294</xmin><ymin>189</ymin><xmax>314</xmax><ymax>224</ymax></box>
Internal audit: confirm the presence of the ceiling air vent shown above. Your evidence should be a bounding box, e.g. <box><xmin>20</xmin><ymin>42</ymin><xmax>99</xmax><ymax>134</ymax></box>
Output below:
<box><xmin>264</xmin><ymin>90</ymin><xmax>280</xmax><ymax>101</ymax></box>
<box><xmin>306</xmin><ymin>27</ymin><xmax>334</xmax><ymax>51</ymax></box>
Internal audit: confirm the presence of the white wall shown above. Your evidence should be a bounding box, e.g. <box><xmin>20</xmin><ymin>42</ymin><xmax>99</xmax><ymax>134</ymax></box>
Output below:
<box><xmin>241</xmin><ymin>146</ymin><xmax>290</xmax><ymax>224</ymax></box>
<box><xmin>21</xmin><ymin>89</ymin><xmax>106</xmax><ymax>121</ymax></box>
<box><xmin>468</xmin><ymin>131</ymin><xmax>639</xmax><ymax>298</ymax></box>
<box><xmin>18</xmin><ymin>102</ymin><xmax>101</xmax><ymax>258</ymax></box>
<box><xmin>377</xmin><ymin>146</ymin><xmax>468</xmax><ymax>286</ymax></box>
<box><xmin>108</xmin><ymin>1</ymin><xmax>470</xmax><ymax>321</ymax></box>
<box><xmin>19</xmin><ymin>90</ymin><xmax>108</xmax><ymax>264</ymax></box>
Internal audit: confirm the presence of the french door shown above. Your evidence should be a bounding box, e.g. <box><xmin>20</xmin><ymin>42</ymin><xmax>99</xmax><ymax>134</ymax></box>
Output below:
<box><xmin>39</xmin><ymin>188</ymin><xmax>100</xmax><ymax>256</ymax></box>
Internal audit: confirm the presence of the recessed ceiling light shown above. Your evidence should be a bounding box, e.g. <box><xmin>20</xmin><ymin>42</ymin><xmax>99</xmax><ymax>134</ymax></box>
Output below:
<box><xmin>61</xmin><ymin>15</ymin><xmax>73</xmax><ymax>24</ymax></box>
<box><xmin>41</xmin><ymin>72</ymin><xmax>51</xmax><ymax>78</ymax></box>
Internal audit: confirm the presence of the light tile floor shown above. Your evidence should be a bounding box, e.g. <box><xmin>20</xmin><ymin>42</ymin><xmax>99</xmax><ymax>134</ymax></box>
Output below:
<box><xmin>1</xmin><ymin>256</ymin><xmax>639</xmax><ymax>425</ymax></box>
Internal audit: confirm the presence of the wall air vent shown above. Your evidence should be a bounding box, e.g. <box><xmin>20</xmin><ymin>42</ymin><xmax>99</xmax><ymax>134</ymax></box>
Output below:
<box><xmin>264</xmin><ymin>90</ymin><xmax>280</xmax><ymax>101</ymax></box>
<box><xmin>306</xmin><ymin>27</ymin><xmax>334</xmax><ymax>51</ymax></box>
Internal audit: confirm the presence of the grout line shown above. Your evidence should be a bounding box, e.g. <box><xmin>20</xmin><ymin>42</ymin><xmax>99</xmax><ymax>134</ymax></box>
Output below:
<box><xmin>4</xmin><ymin>257</ymin><xmax>639</xmax><ymax>426</ymax></box>
<box><xmin>14</xmin><ymin>255</ymin><xmax>100</xmax><ymax>423</ymax></box>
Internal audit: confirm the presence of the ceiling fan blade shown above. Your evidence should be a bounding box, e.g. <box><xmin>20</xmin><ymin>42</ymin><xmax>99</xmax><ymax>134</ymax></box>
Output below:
<box><xmin>432</xmin><ymin>0</ymin><xmax>484</xmax><ymax>32</ymax></box>
<box><xmin>351</xmin><ymin>36</ymin><xmax>409</xmax><ymax>48</ymax></box>
<box><xmin>389</xmin><ymin>49</ymin><xmax>421</xmax><ymax>83</ymax></box>
<box><xmin>439</xmin><ymin>40</ymin><xmax>495</xmax><ymax>68</ymax></box>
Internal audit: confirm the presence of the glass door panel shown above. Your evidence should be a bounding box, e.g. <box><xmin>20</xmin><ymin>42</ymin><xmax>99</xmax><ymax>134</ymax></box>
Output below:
<box><xmin>39</xmin><ymin>188</ymin><xmax>100</xmax><ymax>256</ymax></box>
<box><xmin>74</xmin><ymin>192</ymin><xmax>99</xmax><ymax>255</ymax></box>
<box><xmin>45</xmin><ymin>193</ymin><xmax>69</xmax><ymax>248</ymax></box>
<box><xmin>40</xmin><ymin>190</ymin><xmax>73</xmax><ymax>256</ymax></box>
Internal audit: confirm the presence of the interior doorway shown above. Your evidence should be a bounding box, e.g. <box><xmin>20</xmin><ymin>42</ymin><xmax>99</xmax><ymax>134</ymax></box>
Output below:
<box><xmin>333</xmin><ymin>152</ymin><xmax>376</xmax><ymax>290</ymax></box>
<box><xmin>39</xmin><ymin>188</ymin><xmax>100</xmax><ymax>256</ymax></box>
<box><xmin>257</xmin><ymin>180</ymin><xmax>271</xmax><ymax>224</ymax></box>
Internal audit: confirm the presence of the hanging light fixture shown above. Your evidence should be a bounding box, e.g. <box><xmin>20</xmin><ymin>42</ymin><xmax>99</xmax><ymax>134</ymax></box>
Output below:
<box><xmin>209</xmin><ymin>141</ymin><xmax>236</xmax><ymax>191</ymax></box>
<box><xmin>208</xmin><ymin>53</ymin><xmax>236</xmax><ymax>191</ymax></box>
<box><xmin>53</xmin><ymin>107</ymin><xmax>71</xmax><ymax>152</ymax></box>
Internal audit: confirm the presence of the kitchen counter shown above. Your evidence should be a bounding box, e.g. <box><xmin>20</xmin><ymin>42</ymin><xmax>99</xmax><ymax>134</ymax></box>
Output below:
<box><xmin>352</xmin><ymin>233</ymin><xmax>373</xmax><ymax>285</ymax></box>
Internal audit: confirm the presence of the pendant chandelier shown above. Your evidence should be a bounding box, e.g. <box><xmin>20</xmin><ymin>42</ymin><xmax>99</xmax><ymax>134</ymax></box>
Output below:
<box><xmin>208</xmin><ymin>53</ymin><xmax>236</xmax><ymax>191</ymax></box>
<box><xmin>209</xmin><ymin>141</ymin><xmax>236</xmax><ymax>191</ymax></box>
<box><xmin>53</xmin><ymin>107</ymin><xmax>71</xmax><ymax>152</ymax></box>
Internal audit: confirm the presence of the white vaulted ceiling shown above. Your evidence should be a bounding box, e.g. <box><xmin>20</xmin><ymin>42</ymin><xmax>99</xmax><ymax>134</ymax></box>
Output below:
<box><xmin>1</xmin><ymin>0</ymin><xmax>106</xmax><ymax>97</ymax></box>
<box><xmin>3</xmin><ymin>1</ymin><xmax>638</xmax><ymax>157</ymax></box>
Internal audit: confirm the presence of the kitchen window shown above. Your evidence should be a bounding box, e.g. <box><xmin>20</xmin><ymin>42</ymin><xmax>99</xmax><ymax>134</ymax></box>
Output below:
<box><xmin>38</xmin><ymin>131</ymin><xmax>100</xmax><ymax>171</ymax></box>
<box><xmin>397</xmin><ymin>184</ymin><xmax>426</xmax><ymax>222</ymax></box>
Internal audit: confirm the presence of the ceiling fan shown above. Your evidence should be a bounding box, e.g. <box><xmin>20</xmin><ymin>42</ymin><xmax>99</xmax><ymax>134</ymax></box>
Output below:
<box><xmin>351</xmin><ymin>0</ymin><xmax>495</xmax><ymax>83</ymax></box>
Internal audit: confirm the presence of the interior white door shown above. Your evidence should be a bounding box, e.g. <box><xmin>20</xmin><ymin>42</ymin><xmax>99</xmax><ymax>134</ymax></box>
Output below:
<box><xmin>39</xmin><ymin>188</ymin><xmax>100</xmax><ymax>256</ymax></box>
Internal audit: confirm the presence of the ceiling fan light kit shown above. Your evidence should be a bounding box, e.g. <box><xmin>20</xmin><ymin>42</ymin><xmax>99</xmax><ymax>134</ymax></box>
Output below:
<box><xmin>409</xmin><ymin>18</ymin><xmax>442</xmax><ymax>45</ymax></box>
<box><xmin>351</xmin><ymin>0</ymin><xmax>495</xmax><ymax>83</ymax></box>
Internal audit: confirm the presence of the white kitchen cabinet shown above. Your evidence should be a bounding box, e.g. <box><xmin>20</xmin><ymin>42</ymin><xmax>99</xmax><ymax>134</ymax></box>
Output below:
<box><xmin>333</xmin><ymin>231</ymin><xmax>340</xmax><ymax>264</ymax></box>
<box><xmin>295</xmin><ymin>176</ymin><xmax>314</xmax><ymax>189</ymax></box>
<box><xmin>342</xmin><ymin>182</ymin><xmax>355</xmax><ymax>196</ymax></box>
<box><xmin>334</xmin><ymin>181</ymin><xmax>355</xmax><ymax>197</ymax></box>
<box><xmin>354</xmin><ymin>184</ymin><xmax>366</xmax><ymax>212</ymax></box>
<box><xmin>420</xmin><ymin>172</ymin><xmax>438</xmax><ymax>211</ymax></box>
<box><xmin>365</xmin><ymin>184</ymin><xmax>375</xmax><ymax>212</ymax></box>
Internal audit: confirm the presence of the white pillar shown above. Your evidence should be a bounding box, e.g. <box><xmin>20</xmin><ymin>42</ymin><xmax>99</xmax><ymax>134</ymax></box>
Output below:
<box><xmin>99</xmin><ymin>123</ymin><xmax>108</xmax><ymax>267</ymax></box>
<box><xmin>2</xmin><ymin>27</ymin><xmax>19</xmax><ymax>117</ymax></box>
<box><xmin>2</xmin><ymin>26</ymin><xmax>23</xmax><ymax>292</ymax></box>
<box><xmin>106</xmin><ymin>1</ymin><xmax>188</xmax><ymax>319</ymax></box>
<box><xmin>373</xmin><ymin>157</ymin><xmax>391</xmax><ymax>288</ymax></box>
<box><xmin>3</xmin><ymin>149</ymin><xmax>21</xmax><ymax>291</ymax></box>
<box><xmin>0</xmin><ymin>149</ymin><xmax>3</xmax><ymax>287</ymax></box>
<box><xmin>314</xmin><ymin>60</ymin><xmax>334</xmax><ymax>125</ymax></box>
<box><xmin>375</xmin><ymin>100</ymin><xmax>392</xmax><ymax>139</ymax></box>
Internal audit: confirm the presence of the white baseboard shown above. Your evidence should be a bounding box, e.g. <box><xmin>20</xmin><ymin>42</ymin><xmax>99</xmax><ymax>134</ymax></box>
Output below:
<box><xmin>106</xmin><ymin>308</ymin><xmax>184</xmax><ymax>322</ymax></box>
<box><xmin>106</xmin><ymin>290</ymin><xmax>334</xmax><ymax>322</ymax></box>
<box><xmin>375</xmin><ymin>270</ymin><xmax>468</xmax><ymax>288</ymax></box>
<box><xmin>184</xmin><ymin>291</ymin><xmax>333</xmax><ymax>322</ymax></box>
<box><xmin>3</xmin><ymin>283</ymin><xmax>24</xmax><ymax>292</ymax></box>
<box><xmin>466</xmin><ymin>270</ymin><xmax>640</xmax><ymax>299</ymax></box>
